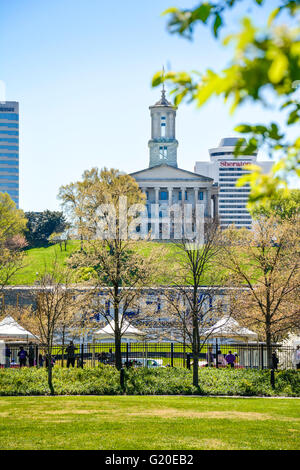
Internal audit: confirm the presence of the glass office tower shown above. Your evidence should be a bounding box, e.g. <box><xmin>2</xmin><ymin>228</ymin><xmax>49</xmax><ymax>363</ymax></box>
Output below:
<box><xmin>0</xmin><ymin>102</ymin><xmax>19</xmax><ymax>207</ymax></box>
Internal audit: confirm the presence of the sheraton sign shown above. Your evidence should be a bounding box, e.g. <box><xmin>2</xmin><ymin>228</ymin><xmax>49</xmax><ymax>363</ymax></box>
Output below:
<box><xmin>219</xmin><ymin>161</ymin><xmax>250</xmax><ymax>167</ymax></box>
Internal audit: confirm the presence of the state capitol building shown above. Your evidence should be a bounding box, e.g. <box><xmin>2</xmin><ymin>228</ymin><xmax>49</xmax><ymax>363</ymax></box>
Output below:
<box><xmin>130</xmin><ymin>87</ymin><xmax>272</xmax><ymax>237</ymax></box>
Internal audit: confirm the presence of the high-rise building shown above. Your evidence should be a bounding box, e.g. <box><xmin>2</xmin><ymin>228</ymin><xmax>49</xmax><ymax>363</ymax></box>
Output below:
<box><xmin>194</xmin><ymin>137</ymin><xmax>273</xmax><ymax>229</ymax></box>
<box><xmin>0</xmin><ymin>101</ymin><xmax>19</xmax><ymax>208</ymax></box>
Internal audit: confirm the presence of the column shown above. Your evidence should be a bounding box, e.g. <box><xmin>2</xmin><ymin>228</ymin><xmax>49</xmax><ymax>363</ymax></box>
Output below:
<box><xmin>213</xmin><ymin>194</ymin><xmax>219</xmax><ymax>219</ymax></box>
<box><xmin>155</xmin><ymin>187</ymin><xmax>159</xmax><ymax>204</ymax></box>
<box><xmin>180</xmin><ymin>187</ymin><xmax>186</xmax><ymax>238</ymax></box>
<box><xmin>206</xmin><ymin>189</ymin><xmax>212</xmax><ymax>219</ymax></box>
<box><xmin>181</xmin><ymin>187</ymin><xmax>186</xmax><ymax>206</ymax></box>
<box><xmin>170</xmin><ymin>113</ymin><xmax>175</xmax><ymax>138</ymax></box>
<box><xmin>194</xmin><ymin>188</ymin><xmax>198</xmax><ymax>206</ymax></box>
<box><xmin>168</xmin><ymin>187</ymin><xmax>173</xmax><ymax>206</ymax></box>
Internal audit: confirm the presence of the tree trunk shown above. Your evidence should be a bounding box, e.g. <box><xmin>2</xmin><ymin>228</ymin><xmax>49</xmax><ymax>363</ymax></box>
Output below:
<box><xmin>115</xmin><ymin>334</ymin><xmax>122</xmax><ymax>371</ymax></box>
<box><xmin>266</xmin><ymin>325</ymin><xmax>272</xmax><ymax>369</ymax></box>
<box><xmin>183</xmin><ymin>333</ymin><xmax>186</xmax><ymax>368</ymax></box>
<box><xmin>192</xmin><ymin>306</ymin><xmax>199</xmax><ymax>388</ymax></box>
<box><xmin>192</xmin><ymin>351</ymin><xmax>199</xmax><ymax>387</ymax></box>
<box><xmin>47</xmin><ymin>352</ymin><xmax>54</xmax><ymax>395</ymax></box>
<box><xmin>62</xmin><ymin>328</ymin><xmax>65</xmax><ymax>368</ymax></box>
<box><xmin>114</xmin><ymin>284</ymin><xmax>122</xmax><ymax>371</ymax></box>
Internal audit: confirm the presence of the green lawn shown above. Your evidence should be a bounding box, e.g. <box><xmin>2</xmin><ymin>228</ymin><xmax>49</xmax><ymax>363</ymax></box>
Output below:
<box><xmin>11</xmin><ymin>241</ymin><xmax>80</xmax><ymax>285</ymax></box>
<box><xmin>8</xmin><ymin>240</ymin><xmax>265</xmax><ymax>286</ymax></box>
<box><xmin>10</xmin><ymin>241</ymin><xmax>179</xmax><ymax>285</ymax></box>
<box><xmin>0</xmin><ymin>396</ymin><xmax>299</xmax><ymax>449</ymax></box>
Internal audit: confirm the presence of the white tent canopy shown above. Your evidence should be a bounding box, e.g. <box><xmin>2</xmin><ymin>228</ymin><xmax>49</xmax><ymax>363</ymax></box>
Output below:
<box><xmin>204</xmin><ymin>317</ymin><xmax>258</xmax><ymax>342</ymax></box>
<box><xmin>0</xmin><ymin>316</ymin><xmax>38</xmax><ymax>341</ymax></box>
<box><xmin>93</xmin><ymin>320</ymin><xmax>147</xmax><ymax>341</ymax></box>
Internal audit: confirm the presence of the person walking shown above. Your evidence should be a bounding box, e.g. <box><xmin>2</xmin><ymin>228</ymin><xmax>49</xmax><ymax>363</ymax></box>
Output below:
<box><xmin>206</xmin><ymin>346</ymin><xmax>214</xmax><ymax>367</ymax></box>
<box><xmin>217</xmin><ymin>349</ymin><xmax>226</xmax><ymax>367</ymax></box>
<box><xmin>38</xmin><ymin>353</ymin><xmax>44</xmax><ymax>368</ymax></box>
<box><xmin>108</xmin><ymin>348</ymin><xmax>115</xmax><ymax>365</ymax></box>
<box><xmin>66</xmin><ymin>341</ymin><xmax>77</xmax><ymax>368</ymax></box>
<box><xmin>28</xmin><ymin>342</ymin><xmax>35</xmax><ymax>367</ymax></box>
<box><xmin>225</xmin><ymin>350</ymin><xmax>236</xmax><ymax>368</ymax></box>
<box><xmin>18</xmin><ymin>346</ymin><xmax>27</xmax><ymax>368</ymax></box>
<box><xmin>272</xmin><ymin>351</ymin><xmax>279</xmax><ymax>370</ymax></box>
<box><xmin>5</xmin><ymin>344</ymin><xmax>11</xmax><ymax>368</ymax></box>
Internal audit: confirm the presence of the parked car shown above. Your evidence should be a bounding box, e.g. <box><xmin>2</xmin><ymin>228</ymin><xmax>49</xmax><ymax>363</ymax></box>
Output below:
<box><xmin>122</xmin><ymin>358</ymin><xmax>164</xmax><ymax>368</ymax></box>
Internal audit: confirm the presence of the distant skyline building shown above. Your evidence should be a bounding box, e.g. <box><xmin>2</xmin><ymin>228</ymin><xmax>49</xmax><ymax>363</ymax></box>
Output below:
<box><xmin>194</xmin><ymin>137</ymin><xmax>273</xmax><ymax>229</ymax></box>
<box><xmin>0</xmin><ymin>101</ymin><xmax>19</xmax><ymax>207</ymax></box>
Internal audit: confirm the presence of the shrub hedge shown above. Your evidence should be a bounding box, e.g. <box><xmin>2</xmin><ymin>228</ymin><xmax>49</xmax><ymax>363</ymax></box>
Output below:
<box><xmin>0</xmin><ymin>366</ymin><xmax>299</xmax><ymax>396</ymax></box>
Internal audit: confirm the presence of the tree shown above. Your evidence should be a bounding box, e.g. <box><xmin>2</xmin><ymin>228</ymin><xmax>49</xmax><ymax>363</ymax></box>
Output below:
<box><xmin>48</xmin><ymin>224</ymin><xmax>73</xmax><ymax>252</ymax></box>
<box><xmin>58</xmin><ymin>181</ymin><xmax>90</xmax><ymax>251</ymax></box>
<box><xmin>220</xmin><ymin>216</ymin><xmax>300</xmax><ymax>367</ymax></box>
<box><xmin>160</xmin><ymin>222</ymin><xmax>225</xmax><ymax>387</ymax></box>
<box><xmin>25</xmin><ymin>210</ymin><xmax>68</xmax><ymax>247</ymax></box>
<box><xmin>0</xmin><ymin>193</ymin><xmax>27</xmax><ymax>244</ymax></box>
<box><xmin>251</xmin><ymin>188</ymin><xmax>300</xmax><ymax>220</ymax></box>
<box><xmin>0</xmin><ymin>193</ymin><xmax>27</xmax><ymax>300</ymax></box>
<box><xmin>61</xmin><ymin>168</ymin><xmax>160</xmax><ymax>370</ymax></box>
<box><xmin>152</xmin><ymin>1</ymin><xmax>300</xmax><ymax>205</ymax></box>
<box><xmin>31</xmin><ymin>258</ymin><xmax>84</xmax><ymax>394</ymax></box>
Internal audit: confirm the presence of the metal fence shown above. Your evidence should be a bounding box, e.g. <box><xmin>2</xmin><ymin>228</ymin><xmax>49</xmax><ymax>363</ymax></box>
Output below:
<box><xmin>1</xmin><ymin>341</ymin><xmax>298</xmax><ymax>370</ymax></box>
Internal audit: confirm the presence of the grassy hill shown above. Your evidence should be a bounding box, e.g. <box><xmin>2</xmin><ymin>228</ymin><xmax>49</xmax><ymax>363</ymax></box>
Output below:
<box><xmin>8</xmin><ymin>240</ymin><xmax>240</xmax><ymax>286</ymax></box>
<box><xmin>10</xmin><ymin>241</ymin><xmax>182</xmax><ymax>286</ymax></box>
<box><xmin>11</xmin><ymin>241</ymin><xmax>80</xmax><ymax>285</ymax></box>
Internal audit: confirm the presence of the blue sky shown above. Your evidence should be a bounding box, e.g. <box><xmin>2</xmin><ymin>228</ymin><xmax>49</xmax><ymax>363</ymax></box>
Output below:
<box><xmin>0</xmin><ymin>0</ymin><xmax>296</xmax><ymax>211</ymax></box>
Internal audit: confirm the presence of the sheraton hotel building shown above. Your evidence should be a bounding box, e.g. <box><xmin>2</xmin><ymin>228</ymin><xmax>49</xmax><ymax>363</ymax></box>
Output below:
<box><xmin>195</xmin><ymin>137</ymin><xmax>272</xmax><ymax>230</ymax></box>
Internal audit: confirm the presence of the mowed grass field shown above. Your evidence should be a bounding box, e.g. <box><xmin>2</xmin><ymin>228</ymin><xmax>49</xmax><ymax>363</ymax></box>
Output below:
<box><xmin>9</xmin><ymin>240</ymin><xmax>233</xmax><ymax>286</ymax></box>
<box><xmin>0</xmin><ymin>396</ymin><xmax>299</xmax><ymax>450</ymax></box>
<box><xmin>10</xmin><ymin>241</ymin><xmax>181</xmax><ymax>285</ymax></box>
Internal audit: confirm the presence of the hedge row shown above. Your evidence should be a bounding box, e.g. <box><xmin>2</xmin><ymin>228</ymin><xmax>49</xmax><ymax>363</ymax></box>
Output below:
<box><xmin>0</xmin><ymin>366</ymin><xmax>299</xmax><ymax>396</ymax></box>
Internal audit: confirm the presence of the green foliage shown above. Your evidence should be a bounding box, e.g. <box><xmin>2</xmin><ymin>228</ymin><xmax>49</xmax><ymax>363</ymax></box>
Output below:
<box><xmin>0</xmin><ymin>193</ymin><xmax>27</xmax><ymax>289</ymax></box>
<box><xmin>25</xmin><ymin>210</ymin><xmax>68</xmax><ymax>248</ymax></box>
<box><xmin>250</xmin><ymin>188</ymin><xmax>300</xmax><ymax>219</ymax></box>
<box><xmin>0</xmin><ymin>367</ymin><xmax>299</xmax><ymax>397</ymax></box>
<box><xmin>0</xmin><ymin>366</ymin><xmax>122</xmax><ymax>396</ymax></box>
<box><xmin>0</xmin><ymin>193</ymin><xmax>27</xmax><ymax>244</ymax></box>
<box><xmin>153</xmin><ymin>1</ymin><xmax>300</xmax><ymax>205</ymax></box>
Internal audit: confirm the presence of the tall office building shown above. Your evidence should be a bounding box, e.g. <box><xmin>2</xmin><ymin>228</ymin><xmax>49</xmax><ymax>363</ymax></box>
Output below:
<box><xmin>194</xmin><ymin>137</ymin><xmax>273</xmax><ymax>229</ymax></box>
<box><xmin>0</xmin><ymin>102</ymin><xmax>19</xmax><ymax>208</ymax></box>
